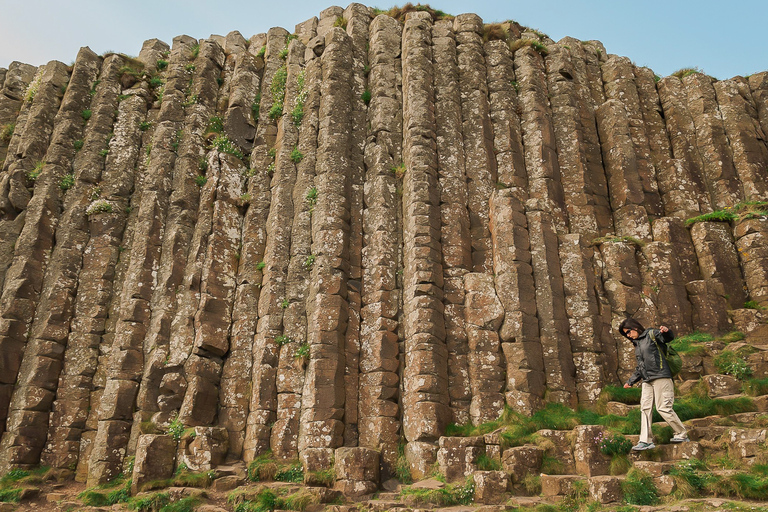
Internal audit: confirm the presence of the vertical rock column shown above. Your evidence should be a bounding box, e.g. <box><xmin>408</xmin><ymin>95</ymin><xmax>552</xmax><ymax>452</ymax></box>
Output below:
<box><xmin>734</xmin><ymin>218</ymin><xmax>768</xmax><ymax>308</ymax></box>
<box><xmin>0</xmin><ymin>62</ymin><xmax>68</xmax><ymax>216</ymax></box>
<box><xmin>485</xmin><ymin>40</ymin><xmax>527</xmax><ymax>194</ymax></box>
<box><xmin>43</xmin><ymin>80</ymin><xmax>151</xmax><ymax>470</ymax></box>
<box><xmin>359</xmin><ymin>13</ymin><xmax>402</xmax><ymax>475</ymax></box>
<box><xmin>86</xmin><ymin>35</ymin><xmax>196</xmax><ymax>486</ymax></box>
<box><xmin>595</xmin><ymin>99</ymin><xmax>651</xmax><ymax>240</ymax></box>
<box><xmin>0</xmin><ymin>62</ymin><xmax>70</xmax><ymax>438</ymax></box>
<box><xmin>298</xmin><ymin>26</ymin><xmax>353</xmax><ymax>466</ymax></box>
<box><xmin>139</xmin><ymin>39</ymin><xmax>223</xmax><ymax>443</ymax></box>
<box><xmin>401</xmin><ymin>11</ymin><xmax>450</xmax><ymax>478</ymax></box>
<box><xmin>526</xmin><ymin>210</ymin><xmax>576</xmax><ymax>406</ymax></box>
<box><xmin>268</xmin><ymin>38</ymin><xmax>307</xmax><ymax>460</ymax></box>
<box><xmin>683</xmin><ymin>74</ymin><xmax>743</xmax><ymax>209</ymax></box>
<box><xmin>489</xmin><ymin>190</ymin><xmax>543</xmax><ymax>415</ymax></box>
<box><xmin>433</xmin><ymin>19</ymin><xmax>471</xmax><ymax>425</ymax></box>
<box><xmin>635</xmin><ymin>67</ymin><xmax>704</xmax><ymax>218</ymax></box>
<box><xmin>597</xmin><ymin>240</ymin><xmax>651</xmax><ymax>378</ymax></box>
<box><xmin>75</xmin><ymin>41</ymin><xmax>166</xmax><ymax>482</ymax></box>
<box><xmin>242</xmin><ymin>27</ymin><xmax>292</xmax><ymax>462</ymax></box>
<box><xmin>558</xmin><ymin>235</ymin><xmax>612</xmax><ymax>402</ymax></box>
<box><xmin>513</xmin><ymin>46</ymin><xmax>567</xmax><ymax>234</ymax></box>
<box><xmin>455</xmin><ymin>14</ymin><xmax>495</xmax><ymax>273</ymax></box>
<box><xmin>219</xmin><ymin>47</ymin><xmax>264</xmax><ymax>459</ymax></box>
<box><xmin>546</xmin><ymin>40</ymin><xmax>612</xmax><ymax>239</ymax></box>
<box><xmin>463</xmin><ymin>273</ymin><xmax>505</xmax><ymax>423</ymax></box>
<box><xmin>749</xmin><ymin>73</ymin><xmax>768</xmax><ymax>139</ymax></box>
<box><xmin>180</xmin><ymin>40</ymin><xmax>239</xmax><ymax>431</ymax></box>
<box><xmin>690</xmin><ymin>222</ymin><xmax>747</xmax><ymax>311</ymax></box>
<box><xmin>341</xmin><ymin>2</ymin><xmax>372</xmax><ymax>448</ymax></box>
<box><xmin>0</xmin><ymin>62</ymin><xmax>36</xmax><ymax>189</ymax></box>
<box><xmin>0</xmin><ymin>50</ymin><xmax>101</xmax><ymax>470</ymax></box>
<box><xmin>601</xmin><ymin>57</ymin><xmax>663</xmax><ymax>218</ymax></box>
<box><xmin>657</xmin><ymin>77</ymin><xmax>712</xmax><ymax>214</ymax></box>
<box><xmin>714</xmin><ymin>79</ymin><xmax>768</xmax><ymax>201</ymax></box>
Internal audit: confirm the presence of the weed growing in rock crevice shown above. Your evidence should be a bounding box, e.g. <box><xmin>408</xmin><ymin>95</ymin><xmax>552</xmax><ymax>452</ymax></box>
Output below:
<box><xmin>268</xmin><ymin>67</ymin><xmax>287</xmax><ymax>120</ymax></box>
<box><xmin>686</xmin><ymin>201</ymin><xmax>768</xmax><ymax>226</ymax></box>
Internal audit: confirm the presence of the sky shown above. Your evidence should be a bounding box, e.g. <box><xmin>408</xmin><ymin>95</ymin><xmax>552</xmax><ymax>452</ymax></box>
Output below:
<box><xmin>0</xmin><ymin>0</ymin><xmax>766</xmax><ymax>80</ymax></box>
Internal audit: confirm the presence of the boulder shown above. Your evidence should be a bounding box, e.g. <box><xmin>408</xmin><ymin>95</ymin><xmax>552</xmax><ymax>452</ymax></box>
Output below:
<box><xmin>131</xmin><ymin>435</ymin><xmax>176</xmax><ymax>494</ymax></box>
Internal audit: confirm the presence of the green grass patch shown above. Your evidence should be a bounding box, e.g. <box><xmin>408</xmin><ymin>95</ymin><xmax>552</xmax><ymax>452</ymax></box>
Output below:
<box><xmin>209</xmin><ymin>134</ymin><xmax>244</xmax><ymax>160</ymax></box>
<box><xmin>476</xmin><ymin>453</ymin><xmax>500</xmax><ymax>471</ymax></box>
<box><xmin>598</xmin><ymin>385</ymin><xmax>641</xmax><ymax>405</ymax></box>
<box><xmin>232</xmin><ymin>488</ymin><xmax>317</xmax><ymax>512</ymax></box>
<box><xmin>669</xmin><ymin>331</ymin><xmax>713</xmax><ymax>355</ymax></box>
<box><xmin>0</xmin><ymin>488</ymin><xmax>22</xmax><ymax>503</ymax></box>
<box><xmin>247</xmin><ymin>452</ymin><xmax>302</xmax><ymax>483</ymax></box>
<box><xmin>672</xmin><ymin>67</ymin><xmax>704</xmax><ymax>79</ymax></box>
<box><xmin>686</xmin><ymin>201</ymin><xmax>768</xmax><ymax>226</ymax></box>
<box><xmin>268</xmin><ymin>66</ymin><xmax>287</xmax><ymax>120</ymax></box>
<box><xmin>715</xmin><ymin>349</ymin><xmax>754</xmax><ymax>380</ymax></box>
<box><xmin>743</xmin><ymin>378</ymin><xmax>768</xmax><ymax>397</ymax></box>
<box><xmin>399</xmin><ymin>476</ymin><xmax>474</xmax><ymax>506</ymax></box>
<box><xmin>0</xmin><ymin>123</ymin><xmax>14</xmax><ymax>143</ymax></box>
<box><xmin>622</xmin><ymin>468</ymin><xmax>658</xmax><ymax>505</ymax></box>
<box><xmin>128</xmin><ymin>491</ymin><xmax>170</xmax><ymax>511</ymax></box>
<box><xmin>669</xmin><ymin>458</ymin><xmax>710</xmax><ymax>498</ymax></box>
<box><xmin>395</xmin><ymin>441</ymin><xmax>412</xmax><ymax>484</ymax></box>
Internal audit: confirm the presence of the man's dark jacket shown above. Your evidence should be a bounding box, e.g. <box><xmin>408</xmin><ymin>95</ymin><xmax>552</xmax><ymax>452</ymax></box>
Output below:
<box><xmin>626</xmin><ymin>328</ymin><xmax>675</xmax><ymax>386</ymax></box>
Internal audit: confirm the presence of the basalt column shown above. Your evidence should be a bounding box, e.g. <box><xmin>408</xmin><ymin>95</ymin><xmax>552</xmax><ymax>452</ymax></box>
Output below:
<box><xmin>42</xmin><ymin>59</ymin><xmax>153</xmax><ymax>471</ymax></box>
<box><xmin>359</xmin><ymin>13</ymin><xmax>402</xmax><ymax>475</ymax></box>
<box><xmin>714</xmin><ymin>79</ymin><xmax>768</xmax><ymax>201</ymax></box>
<box><xmin>634</xmin><ymin>66</ymin><xmax>706</xmax><ymax>218</ymax></box>
<box><xmin>601</xmin><ymin>56</ymin><xmax>663</xmax><ymax>220</ymax></box>
<box><xmin>683</xmin><ymin>74</ymin><xmax>743</xmax><ymax>210</ymax></box>
<box><xmin>546</xmin><ymin>39</ymin><xmax>612</xmax><ymax>239</ymax></box>
<box><xmin>0</xmin><ymin>61</ymin><xmax>70</xmax><ymax>441</ymax></box>
<box><xmin>243</xmin><ymin>26</ymin><xmax>293</xmax><ymax>462</ymax></box>
<box><xmin>433</xmin><ymin>18</ymin><xmax>471</xmax><ymax>426</ymax></box>
<box><xmin>298</xmin><ymin>26</ymin><xmax>353</xmax><ymax>469</ymax></box>
<box><xmin>489</xmin><ymin>190</ymin><xmax>544</xmax><ymax>415</ymax></box>
<box><xmin>135</xmin><ymin>38</ymin><xmax>224</xmax><ymax>449</ymax></box>
<box><xmin>0</xmin><ymin>49</ymin><xmax>102</xmax><ymax>471</ymax></box>
<box><xmin>340</xmin><ymin>2</ymin><xmax>372</xmax><ymax>449</ymax></box>
<box><xmin>656</xmin><ymin>76</ymin><xmax>713</xmax><ymax>214</ymax></box>
<box><xmin>86</xmin><ymin>35</ymin><xmax>197</xmax><ymax>487</ymax></box>
<box><xmin>401</xmin><ymin>11</ymin><xmax>450</xmax><ymax>478</ymax></box>
<box><xmin>218</xmin><ymin>44</ymin><xmax>264</xmax><ymax>458</ymax></box>
<box><xmin>267</xmin><ymin>37</ymin><xmax>307</xmax><ymax>460</ymax></box>
<box><xmin>513</xmin><ymin>44</ymin><xmax>567</xmax><ymax>234</ymax></box>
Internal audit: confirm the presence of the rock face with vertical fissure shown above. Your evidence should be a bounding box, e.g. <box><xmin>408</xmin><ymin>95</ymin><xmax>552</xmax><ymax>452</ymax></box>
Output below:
<box><xmin>0</xmin><ymin>4</ymin><xmax>767</xmax><ymax>491</ymax></box>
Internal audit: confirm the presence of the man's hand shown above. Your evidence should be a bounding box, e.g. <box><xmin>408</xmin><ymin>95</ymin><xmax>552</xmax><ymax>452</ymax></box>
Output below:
<box><xmin>659</xmin><ymin>326</ymin><xmax>669</xmax><ymax>333</ymax></box>
<box><xmin>624</xmin><ymin>383</ymin><xmax>631</xmax><ymax>389</ymax></box>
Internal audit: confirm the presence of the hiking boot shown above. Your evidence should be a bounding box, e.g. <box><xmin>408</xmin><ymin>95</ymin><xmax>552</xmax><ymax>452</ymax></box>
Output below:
<box><xmin>670</xmin><ymin>433</ymin><xmax>690</xmax><ymax>443</ymax></box>
<box><xmin>631</xmin><ymin>441</ymin><xmax>655</xmax><ymax>451</ymax></box>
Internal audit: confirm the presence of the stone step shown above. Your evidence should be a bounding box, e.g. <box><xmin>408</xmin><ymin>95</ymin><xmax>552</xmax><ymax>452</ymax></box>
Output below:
<box><xmin>630</xmin><ymin>441</ymin><xmax>702</xmax><ymax>462</ymax></box>
<box><xmin>361</xmin><ymin>500</ymin><xmax>407</xmax><ymax>511</ymax></box>
<box><xmin>374</xmin><ymin>491</ymin><xmax>401</xmax><ymax>500</ymax></box>
<box><xmin>540</xmin><ymin>474</ymin><xmax>586</xmax><ymax>497</ymax></box>
<box><xmin>631</xmin><ymin>460</ymin><xmax>674</xmax><ymax>476</ymax></box>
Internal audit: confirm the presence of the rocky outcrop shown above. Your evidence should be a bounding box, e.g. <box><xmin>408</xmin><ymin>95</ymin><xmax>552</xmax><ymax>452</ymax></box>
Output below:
<box><xmin>0</xmin><ymin>3</ymin><xmax>767</xmax><ymax>489</ymax></box>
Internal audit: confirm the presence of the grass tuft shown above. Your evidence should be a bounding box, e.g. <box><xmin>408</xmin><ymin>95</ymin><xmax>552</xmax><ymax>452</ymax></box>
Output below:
<box><xmin>622</xmin><ymin>468</ymin><xmax>658</xmax><ymax>505</ymax></box>
<box><xmin>399</xmin><ymin>476</ymin><xmax>474</xmax><ymax>506</ymax></box>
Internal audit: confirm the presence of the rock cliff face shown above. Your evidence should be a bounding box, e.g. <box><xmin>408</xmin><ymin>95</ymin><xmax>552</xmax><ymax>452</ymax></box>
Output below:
<box><xmin>0</xmin><ymin>3</ymin><xmax>767</xmax><ymax>484</ymax></box>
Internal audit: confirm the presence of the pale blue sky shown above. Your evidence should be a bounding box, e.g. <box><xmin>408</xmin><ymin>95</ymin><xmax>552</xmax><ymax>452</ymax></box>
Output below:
<box><xmin>0</xmin><ymin>0</ymin><xmax>765</xmax><ymax>80</ymax></box>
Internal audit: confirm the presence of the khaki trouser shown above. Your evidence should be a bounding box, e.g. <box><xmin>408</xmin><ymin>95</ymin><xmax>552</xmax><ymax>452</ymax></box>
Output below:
<box><xmin>639</xmin><ymin>378</ymin><xmax>686</xmax><ymax>443</ymax></box>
